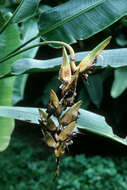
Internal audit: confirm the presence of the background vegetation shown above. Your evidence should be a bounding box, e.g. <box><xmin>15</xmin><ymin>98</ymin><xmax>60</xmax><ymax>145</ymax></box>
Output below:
<box><xmin>1</xmin><ymin>133</ymin><xmax>127</xmax><ymax>190</ymax></box>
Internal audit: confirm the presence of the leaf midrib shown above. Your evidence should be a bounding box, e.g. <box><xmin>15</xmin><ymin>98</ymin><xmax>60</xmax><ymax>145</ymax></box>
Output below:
<box><xmin>40</xmin><ymin>0</ymin><xmax>104</xmax><ymax>35</ymax></box>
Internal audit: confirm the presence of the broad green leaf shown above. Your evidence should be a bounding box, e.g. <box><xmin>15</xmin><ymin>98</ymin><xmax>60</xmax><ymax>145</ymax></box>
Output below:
<box><xmin>0</xmin><ymin>11</ymin><xmax>6</xmax><ymax>28</ymax></box>
<box><xmin>0</xmin><ymin>106</ymin><xmax>40</xmax><ymax>124</ymax></box>
<box><xmin>39</xmin><ymin>0</ymin><xmax>104</xmax><ymax>43</ymax></box>
<box><xmin>0</xmin><ymin>23</ymin><xmax>21</xmax><ymax>151</ymax></box>
<box><xmin>39</xmin><ymin>5</ymin><xmax>51</xmax><ymax>14</ymax></box>
<box><xmin>0</xmin><ymin>24</ymin><xmax>21</xmax><ymax>76</ymax></box>
<box><xmin>111</xmin><ymin>67</ymin><xmax>127</xmax><ymax>98</ymax></box>
<box><xmin>12</xmin><ymin>74</ymin><xmax>28</xmax><ymax>105</ymax></box>
<box><xmin>13</xmin><ymin>0</ymin><xmax>40</xmax><ymax>23</ymax></box>
<box><xmin>0</xmin><ymin>10</ymin><xmax>13</xmax><ymax>34</ymax></box>
<box><xmin>83</xmin><ymin>74</ymin><xmax>103</xmax><ymax>107</ymax></box>
<box><xmin>39</xmin><ymin>0</ymin><xmax>127</xmax><ymax>44</ymax></box>
<box><xmin>77</xmin><ymin>109</ymin><xmax>127</xmax><ymax>146</ymax></box>
<box><xmin>12</xmin><ymin>19</ymin><xmax>40</xmax><ymax>105</ymax></box>
<box><xmin>0</xmin><ymin>78</ymin><xmax>15</xmax><ymax>152</ymax></box>
<box><xmin>0</xmin><ymin>106</ymin><xmax>127</xmax><ymax>146</ymax></box>
<box><xmin>21</xmin><ymin>19</ymin><xmax>40</xmax><ymax>58</ymax></box>
<box><xmin>0</xmin><ymin>0</ymin><xmax>40</xmax><ymax>34</ymax></box>
<box><xmin>10</xmin><ymin>48</ymin><xmax>127</xmax><ymax>76</ymax></box>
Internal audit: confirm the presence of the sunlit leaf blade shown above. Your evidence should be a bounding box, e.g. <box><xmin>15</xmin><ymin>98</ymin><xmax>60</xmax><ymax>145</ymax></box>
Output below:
<box><xmin>111</xmin><ymin>68</ymin><xmax>127</xmax><ymax>98</ymax></box>
<box><xmin>10</xmin><ymin>48</ymin><xmax>127</xmax><ymax>76</ymax></box>
<box><xmin>0</xmin><ymin>106</ymin><xmax>127</xmax><ymax>146</ymax></box>
<box><xmin>0</xmin><ymin>24</ymin><xmax>21</xmax><ymax>76</ymax></box>
<box><xmin>0</xmin><ymin>24</ymin><xmax>21</xmax><ymax>151</ymax></box>
<box><xmin>39</xmin><ymin>0</ymin><xmax>127</xmax><ymax>44</ymax></box>
<box><xmin>13</xmin><ymin>0</ymin><xmax>40</xmax><ymax>23</ymax></box>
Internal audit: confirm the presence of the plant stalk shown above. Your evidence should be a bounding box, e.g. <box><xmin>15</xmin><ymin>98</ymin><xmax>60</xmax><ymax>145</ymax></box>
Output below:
<box><xmin>0</xmin><ymin>41</ymin><xmax>77</xmax><ymax>70</ymax></box>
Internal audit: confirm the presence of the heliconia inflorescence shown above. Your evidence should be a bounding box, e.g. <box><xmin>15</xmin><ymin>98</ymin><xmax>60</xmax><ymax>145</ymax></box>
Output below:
<box><xmin>38</xmin><ymin>36</ymin><xmax>111</xmax><ymax>178</ymax></box>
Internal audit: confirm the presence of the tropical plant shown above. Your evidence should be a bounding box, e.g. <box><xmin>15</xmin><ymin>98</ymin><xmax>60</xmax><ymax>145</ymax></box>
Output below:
<box><xmin>0</xmin><ymin>0</ymin><xmax>127</xmax><ymax>169</ymax></box>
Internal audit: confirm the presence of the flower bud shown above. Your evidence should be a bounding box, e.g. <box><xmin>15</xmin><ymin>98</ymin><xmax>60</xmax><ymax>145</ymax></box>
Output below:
<box><xmin>59</xmin><ymin>47</ymin><xmax>71</xmax><ymax>84</ymax></box>
<box><xmin>50</xmin><ymin>89</ymin><xmax>59</xmax><ymax>109</ymax></box>
<box><xmin>47</xmin><ymin>90</ymin><xmax>62</xmax><ymax>116</ymax></box>
<box><xmin>54</xmin><ymin>142</ymin><xmax>66</xmax><ymax>158</ymax></box>
<box><xmin>39</xmin><ymin>109</ymin><xmax>57</xmax><ymax>131</ymax></box>
<box><xmin>62</xmin><ymin>69</ymin><xmax>79</xmax><ymax>95</ymax></box>
<box><xmin>41</xmin><ymin>130</ymin><xmax>59</xmax><ymax>148</ymax></box>
<box><xmin>60</xmin><ymin>100</ymin><xmax>82</xmax><ymax>126</ymax></box>
<box><xmin>77</xmin><ymin>36</ymin><xmax>111</xmax><ymax>73</ymax></box>
<box><xmin>56</xmin><ymin>121</ymin><xmax>77</xmax><ymax>141</ymax></box>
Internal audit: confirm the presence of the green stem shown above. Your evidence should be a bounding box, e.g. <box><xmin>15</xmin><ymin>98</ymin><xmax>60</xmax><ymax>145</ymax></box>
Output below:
<box><xmin>0</xmin><ymin>0</ymin><xmax>25</xmax><ymax>34</ymax></box>
<box><xmin>0</xmin><ymin>41</ymin><xmax>77</xmax><ymax>70</ymax></box>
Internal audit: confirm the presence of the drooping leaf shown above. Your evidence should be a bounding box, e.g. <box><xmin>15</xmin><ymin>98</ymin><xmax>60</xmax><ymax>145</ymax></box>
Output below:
<box><xmin>111</xmin><ymin>67</ymin><xmax>127</xmax><ymax>98</ymax></box>
<box><xmin>77</xmin><ymin>108</ymin><xmax>127</xmax><ymax>146</ymax></box>
<box><xmin>10</xmin><ymin>48</ymin><xmax>127</xmax><ymax>76</ymax></box>
<box><xmin>12</xmin><ymin>74</ymin><xmax>28</xmax><ymax>105</ymax></box>
<box><xmin>0</xmin><ymin>106</ymin><xmax>127</xmax><ymax>146</ymax></box>
<box><xmin>39</xmin><ymin>0</ymin><xmax>127</xmax><ymax>44</ymax></box>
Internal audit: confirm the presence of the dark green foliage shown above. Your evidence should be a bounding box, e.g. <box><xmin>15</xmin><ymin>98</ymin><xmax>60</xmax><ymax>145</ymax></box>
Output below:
<box><xmin>1</xmin><ymin>137</ymin><xmax>127</xmax><ymax>190</ymax></box>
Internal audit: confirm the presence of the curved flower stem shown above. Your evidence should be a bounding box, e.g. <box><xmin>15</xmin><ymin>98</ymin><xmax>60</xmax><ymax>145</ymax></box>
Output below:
<box><xmin>0</xmin><ymin>41</ymin><xmax>77</xmax><ymax>71</ymax></box>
